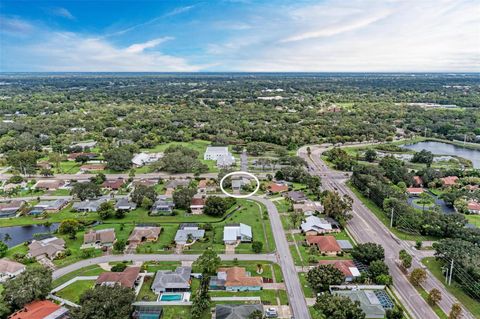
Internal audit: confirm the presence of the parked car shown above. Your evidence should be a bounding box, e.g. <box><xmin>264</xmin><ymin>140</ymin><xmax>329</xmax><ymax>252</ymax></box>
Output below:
<box><xmin>265</xmin><ymin>308</ymin><xmax>278</xmax><ymax>318</ymax></box>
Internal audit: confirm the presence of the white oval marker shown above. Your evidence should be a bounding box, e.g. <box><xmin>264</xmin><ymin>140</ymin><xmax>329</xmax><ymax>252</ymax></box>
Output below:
<box><xmin>220</xmin><ymin>171</ymin><xmax>260</xmax><ymax>199</ymax></box>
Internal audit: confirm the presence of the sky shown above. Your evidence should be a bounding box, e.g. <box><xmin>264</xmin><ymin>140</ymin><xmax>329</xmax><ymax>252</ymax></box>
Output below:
<box><xmin>0</xmin><ymin>0</ymin><xmax>479</xmax><ymax>72</ymax></box>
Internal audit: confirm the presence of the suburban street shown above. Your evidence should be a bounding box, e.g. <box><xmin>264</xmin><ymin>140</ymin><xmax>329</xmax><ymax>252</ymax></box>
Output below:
<box><xmin>298</xmin><ymin>145</ymin><xmax>475</xmax><ymax>319</ymax></box>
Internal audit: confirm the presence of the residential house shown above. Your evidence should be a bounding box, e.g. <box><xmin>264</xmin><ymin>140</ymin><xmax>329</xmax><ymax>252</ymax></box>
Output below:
<box><xmin>267</xmin><ymin>182</ymin><xmax>289</xmax><ymax>193</ymax></box>
<box><xmin>441</xmin><ymin>176</ymin><xmax>459</xmax><ymax>187</ymax></box>
<box><xmin>28</xmin><ymin>237</ymin><xmax>65</xmax><ymax>260</ymax></box>
<box><xmin>134</xmin><ymin>179</ymin><xmax>158</xmax><ymax>188</ymax></box>
<box><xmin>2</xmin><ymin>182</ymin><xmax>27</xmax><ymax>193</ymax></box>
<box><xmin>293</xmin><ymin>201</ymin><xmax>323</xmax><ymax>216</ymax></box>
<box><xmin>412</xmin><ymin>176</ymin><xmax>423</xmax><ymax>187</ymax></box>
<box><xmin>115</xmin><ymin>198</ymin><xmax>137</xmax><ymax>211</ymax></box>
<box><xmin>198</xmin><ymin>179</ymin><xmax>215</xmax><ymax>193</ymax></box>
<box><xmin>80</xmin><ymin>164</ymin><xmax>106</xmax><ymax>172</ymax></box>
<box><xmin>283</xmin><ymin>191</ymin><xmax>308</xmax><ymax>203</ymax></box>
<box><xmin>72</xmin><ymin>197</ymin><xmax>109</xmax><ymax>212</ymax></box>
<box><xmin>318</xmin><ymin>260</ymin><xmax>360</xmax><ymax>282</ymax></box>
<box><xmin>102</xmin><ymin>178</ymin><xmax>125</xmax><ymax>190</ymax></box>
<box><xmin>132</xmin><ymin>152</ymin><xmax>163</xmax><ymax>167</ymax></box>
<box><xmin>300</xmin><ymin>215</ymin><xmax>338</xmax><ymax>235</ymax></box>
<box><xmin>333</xmin><ymin>290</ymin><xmax>386</xmax><ymax>318</ymax></box>
<box><xmin>190</xmin><ymin>196</ymin><xmax>206</xmax><ymax>215</ymax></box>
<box><xmin>215</xmin><ymin>304</ymin><xmax>263</xmax><ymax>319</ymax></box>
<box><xmin>96</xmin><ymin>267</ymin><xmax>140</xmax><ymax>289</ymax></box>
<box><xmin>465</xmin><ymin>184</ymin><xmax>479</xmax><ymax>192</ymax></box>
<box><xmin>467</xmin><ymin>201</ymin><xmax>480</xmax><ymax>214</ymax></box>
<box><xmin>71</xmin><ymin>140</ymin><xmax>97</xmax><ymax>150</ymax></box>
<box><xmin>0</xmin><ymin>258</ymin><xmax>26</xmax><ymax>282</ymax></box>
<box><xmin>82</xmin><ymin>228</ymin><xmax>116</xmax><ymax>249</ymax></box>
<box><xmin>30</xmin><ymin>199</ymin><xmax>69</xmax><ymax>215</ymax></box>
<box><xmin>165</xmin><ymin>179</ymin><xmax>190</xmax><ymax>196</ymax></box>
<box><xmin>217</xmin><ymin>154</ymin><xmax>236</xmax><ymax>168</ymax></box>
<box><xmin>223</xmin><ymin>223</ymin><xmax>252</xmax><ymax>244</ymax></box>
<box><xmin>306</xmin><ymin>235</ymin><xmax>342</xmax><ymax>256</ymax></box>
<box><xmin>151</xmin><ymin>266</ymin><xmax>192</xmax><ymax>293</ymax></box>
<box><xmin>210</xmin><ymin>267</ymin><xmax>263</xmax><ymax>292</ymax></box>
<box><xmin>406</xmin><ymin>187</ymin><xmax>424</xmax><ymax>196</ymax></box>
<box><xmin>231</xmin><ymin>177</ymin><xmax>248</xmax><ymax>192</ymax></box>
<box><xmin>0</xmin><ymin>200</ymin><xmax>25</xmax><ymax>218</ymax></box>
<box><xmin>128</xmin><ymin>226</ymin><xmax>161</xmax><ymax>244</ymax></box>
<box><xmin>204</xmin><ymin>146</ymin><xmax>235</xmax><ymax>168</ymax></box>
<box><xmin>8</xmin><ymin>300</ymin><xmax>69</xmax><ymax>319</ymax></box>
<box><xmin>151</xmin><ymin>197</ymin><xmax>175</xmax><ymax>215</ymax></box>
<box><xmin>34</xmin><ymin>180</ymin><xmax>65</xmax><ymax>191</ymax></box>
<box><xmin>67</xmin><ymin>152</ymin><xmax>97</xmax><ymax>161</ymax></box>
<box><xmin>174</xmin><ymin>224</ymin><xmax>205</xmax><ymax>245</ymax></box>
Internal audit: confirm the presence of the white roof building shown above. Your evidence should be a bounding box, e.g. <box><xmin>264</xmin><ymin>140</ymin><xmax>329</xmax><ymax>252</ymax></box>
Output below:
<box><xmin>301</xmin><ymin>215</ymin><xmax>333</xmax><ymax>233</ymax></box>
<box><xmin>204</xmin><ymin>146</ymin><xmax>235</xmax><ymax>167</ymax></box>
<box><xmin>132</xmin><ymin>152</ymin><xmax>163</xmax><ymax>167</ymax></box>
<box><xmin>223</xmin><ymin>223</ymin><xmax>252</xmax><ymax>244</ymax></box>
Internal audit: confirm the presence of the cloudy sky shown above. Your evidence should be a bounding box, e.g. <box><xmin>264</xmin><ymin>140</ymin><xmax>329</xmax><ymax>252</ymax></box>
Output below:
<box><xmin>1</xmin><ymin>0</ymin><xmax>479</xmax><ymax>72</ymax></box>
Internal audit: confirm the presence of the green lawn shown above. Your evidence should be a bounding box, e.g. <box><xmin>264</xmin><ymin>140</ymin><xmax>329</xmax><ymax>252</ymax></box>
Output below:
<box><xmin>465</xmin><ymin>214</ymin><xmax>480</xmax><ymax>227</ymax></box>
<box><xmin>299</xmin><ymin>272</ymin><xmax>314</xmax><ymax>298</ymax></box>
<box><xmin>422</xmin><ymin>257</ymin><xmax>480</xmax><ymax>317</ymax></box>
<box><xmin>136</xmin><ymin>276</ymin><xmax>158</xmax><ymax>301</ymax></box>
<box><xmin>53</xmin><ymin>264</ymin><xmax>105</xmax><ymax>287</ymax></box>
<box><xmin>55</xmin><ymin>279</ymin><xmax>95</xmax><ymax>303</ymax></box>
<box><xmin>144</xmin><ymin>261</ymin><xmax>181</xmax><ymax>272</ymax></box>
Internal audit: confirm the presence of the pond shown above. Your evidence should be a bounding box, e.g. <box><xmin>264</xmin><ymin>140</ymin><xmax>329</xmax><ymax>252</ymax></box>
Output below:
<box><xmin>0</xmin><ymin>223</ymin><xmax>59</xmax><ymax>248</ymax></box>
<box><xmin>402</xmin><ymin>141</ymin><xmax>480</xmax><ymax>169</ymax></box>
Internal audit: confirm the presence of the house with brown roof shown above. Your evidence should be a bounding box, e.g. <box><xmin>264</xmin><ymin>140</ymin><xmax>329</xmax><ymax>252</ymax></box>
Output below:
<box><xmin>82</xmin><ymin>228</ymin><xmax>116</xmax><ymax>249</ymax></box>
<box><xmin>198</xmin><ymin>179</ymin><xmax>215</xmax><ymax>193</ymax></box>
<box><xmin>306</xmin><ymin>235</ymin><xmax>342</xmax><ymax>256</ymax></box>
<box><xmin>128</xmin><ymin>226</ymin><xmax>161</xmax><ymax>244</ymax></box>
<box><xmin>283</xmin><ymin>190</ymin><xmax>307</xmax><ymax>203</ymax></box>
<box><xmin>318</xmin><ymin>260</ymin><xmax>361</xmax><ymax>282</ymax></box>
<box><xmin>8</xmin><ymin>300</ymin><xmax>69</xmax><ymax>319</ymax></box>
<box><xmin>406</xmin><ymin>187</ymin><xmax>424</xmax><ymax>196</ymax></box>
<box><xmin>209</xmin><ymin>267</ymin><xmax>263</xmax><ymax>292</ymax></box>
<box><xmin>28</xmin><ymin>237</ymin><xmax>65</xmax><ymax>260</ymax></box>
<box><xmin>0</xmin><ymin>258</ymin><xmax>26</xmax><ymax>282</ymax></box>
<box><xmin>102</xmin><ymin>178</ymin><xmax>125</xmax><ymax>190</ymax></box>
<box><xmin>267</xmin><ymin>182</ymin><xmax>289</xmax><ymax>194</ymax></box>
<box><xmin>293</xmin><ymin>201</ymin><xmax>323</xmax><ymax>216</ymax></box>
<box><xmin>34</xmin><ymin>180</ymin><xmax>65</xmax><ymax>191</ymax></box>
<box><xmin>134</xmin><ymin>179</ymin><xmax>158</xmax><ymax>188</ymax></box>
<box><xmin>67</xmin><ymin>152</ymin><xmax>97</xmax><ymax>161</ymax></box>
<box><xmin>80</xmin><ymin>164</ymin><xmax>106</xmax><ymax>172</ymax></box>
<box><xmin>190</xmin><ymin>196</ymin><xmax>206</xmax><ymax>215</ymax></box>
<box><xmin>441</xmin><ymin>176</ymin><xmax>459</xmax><ymax>187</ymax></box>
<box><xmin>412</xmin><ymin>176</ymin><xmax>423</xmax><ymax>187</ymax></box>
<box><xmin>467</xmin><ymin>201</ymin><xmax>480</xmax><ymax>214</ymax></box>
<box><xmin>96</xmin><ymin>267</ymin><xmax>140</xmax><ymax>289</ymax></box>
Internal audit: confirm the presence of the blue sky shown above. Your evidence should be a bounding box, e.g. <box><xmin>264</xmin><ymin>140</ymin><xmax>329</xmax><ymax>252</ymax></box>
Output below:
<box><xmin>1</xmin><ymin>0</ymin><xmax>479</xmax><ymax>72</ymax></box>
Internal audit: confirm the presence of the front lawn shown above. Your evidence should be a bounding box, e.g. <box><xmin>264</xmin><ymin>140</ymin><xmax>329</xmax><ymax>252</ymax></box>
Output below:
<box><xmin>136</xmin><ymin>276</ymin><xmax>157</xmax><ymax>301</ymax></box>
<box><xmin>55</xmin><ymin>279</ymin><xmax>95</xmax><ymax>303</ymax></box>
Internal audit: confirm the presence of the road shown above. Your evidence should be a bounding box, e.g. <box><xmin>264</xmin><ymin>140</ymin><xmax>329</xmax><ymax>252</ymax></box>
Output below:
<box><xmin>253</xmin><ymin>196</ymin><xmax>311</xmax><ymax>319</ymax></box>
<box><xmin>298</xmin><ymin>145</ymin><xmax>475</xmax><ymax>319</ymax></box>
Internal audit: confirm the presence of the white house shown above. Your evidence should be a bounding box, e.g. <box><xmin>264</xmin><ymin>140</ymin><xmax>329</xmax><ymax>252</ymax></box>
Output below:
<box><xmin>204</xmin><ymin>146</ymin><xmax>235</xmax><ymax>167</ymax></box>
<box><xmin>0</xmin><ymin>258</ymin><xmax>25</xmax><ymax>282</ymax></box>
<box><xmin>223</xmin><ymin>223</ymin><xmax>252</xmax><ymax>244</ymax></box>
<box><xmin>301</xmin><ymin>215</ymin><xmax>337</xmax><ymax>235</ymax></box>
<box><xmin>132</xmin><ymin>152</ymin><xmax>163</xmax><ymax>167</ymax></box>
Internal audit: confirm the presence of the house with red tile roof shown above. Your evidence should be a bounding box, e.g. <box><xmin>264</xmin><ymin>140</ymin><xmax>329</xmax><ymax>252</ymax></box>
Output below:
<box><xmin>412</xmin><ymin>176</ymin><xmax>423</xmax><ymax>187</ymax></box>
<box><xmin>406</xmin><ymin>187</ymin><xmax>424</xmax><ymax>196</ymax></box>
<box><xmin>441</xmin><ymin>176</ymin><xmax>459</xmax><ymax>187</ymax></box>
<box><xmin>190</xmin><ymin>196</ymin><xmax>206</xmax><ymax>215</ymax></box>
<box><xmin>8</xmin><ymin>300</ymin><xmax>69</xmax><ymax>319</ymax></box>
<box><xmin>34</xmin><ymin>180</ymin><xmax>65</xmax><ymax>191</ymax></box>
<box><xmin>267</xmin><ymin>182</ymin><xmax>289</xmax><ymax>193</ymax></box>
<box><xmin>96</xmin><ymin>267</ymin><xmax>140</xmax><ymax>289</ymax></box>
<box><xmin>102</xmin><ymin>178</ymin><xmax>125</xmax><ymax>190</ymax></box>
<box><xmin>467</xmin><ymin>201</ymin><xmax>480</xmax><ymax>214</ymax></box>
<box><xmin>318</xmin><ymin>260</ymin><xmax>361</xmax><ymax>282</ymax></box>
<box><xmin>306</xmin><ymin>235</ymin><xmax>342</xmax><ymax>256</ymax></box>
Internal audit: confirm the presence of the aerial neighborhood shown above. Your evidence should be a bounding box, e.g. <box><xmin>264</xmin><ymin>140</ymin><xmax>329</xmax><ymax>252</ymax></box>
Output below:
<box><xmin>0</xmin><ymin>73</ymin><xmax>479</xmax><ymax>319</ymax></box>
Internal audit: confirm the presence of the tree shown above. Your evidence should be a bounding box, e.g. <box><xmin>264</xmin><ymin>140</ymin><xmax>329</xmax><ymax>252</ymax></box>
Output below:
<box><xmin>248</xmin><ymin>310</ymin><xmax>263</xmax><ymax>319</ymax></box>
<box><xmin>204</xmin><ymin>196</ymin><xmax>235</xmax><ymax>217</ymax></box>
<box><xmin>289</xmin><ymin>210</ymin><xmax>303</xmax><ymax>228</ymax></box>
<box><xmin>90</xmin><ymin>173</ymin><xmax>106</xmax><ymax>185</ymax></box>
<box><xmin>111</xmin><ymin>263</ymin><xmax>127</xmax><ymax>272</ymax></box>
<box><xmin>364</xmin><ymin>149</ymin><xmax>377</xmax><ymax>162</ymax></box>
<box><xmin>6</xmin><ymin>151</ymin><xmax>39</xmax><ymax>175</ymax></box>
<box><xmin>409</xmin><ymin>268</ymin><xmax>427</xmax><ymax>287</ymax></box>
<box><xmin>0</xmin><ymin>241</ymin><xmax>7</xmax><ymax>258</ymax></box>
<box><xmin>40</xmin><ymin>168</ymin><xmax>53</xmax><ymax>176</ymax></box>
<box><xmin>412</xmin><ymin>149</ymin><xmax>434</xmax><ymax>166</ymax></box>
<box><xmin>399</xmin><ymin>249</ymin><xmax>412</xmax><ymax>269</ymax></box>
<box><xmin>386</xmin><ymin>307</ymin><xmax>404</xmax><ymax>319</ymax></box>
<box><xmin>191</xmin><ymin>277</ymin><xmax>210</xmax><ymax>319</ymax></box>
<box><xmin>70</xmin><ymin>285</ymin><xmax>135</xmax><ymax>319</ymax></box>
<box><xmin>251</xmin><ymin>241</ymin><xmax>263</xmax><ymax>253</ymax></box>
<box><xmin>113</xmin><ymin>239</ymin><xmax>126</xmax><ymax>252</ymax></box>
<box><xmin>314</xmin><ymin>293</ymin><xmax>365</xmax><ymax>319</ymax></box>
<box><xmin>71</xmin><ymin>182</ymin><xmax>101</xmax><ymax>200</ymax></box>
<box><xmin>322</xmin><ymin>190</ymin><xmax>353</xmax><ymax>226</ymax></box>
<box><xmin>58</xmin><ymin>219</ymin><xmax>80</xmax><ymax>239</ymax></box>
<box><xmin>75</xmin><ymin>154</ymin><xmax>91</xmax><ymax>164</ymax></box>
<box><xmin>449</xmin><ymin>303</ymin><xmax>463</xmax><ymax>319</ymax></box>
<box><xmin>155</xmin><ymin>146</ymin><xmax>208</xmax><ymax>174</ymax></box>
<box><xmin>173</xmin><ymin>187</ymin><xmax>197</xmax><ymax>210</ymax></box>
<box><xmin>368</xmin><ymin>260</ymin><xmax>389</xmax><ymax>279</ymax></box>
<box><xmin>417</xmin><ymin>192</ymin><xmax>434</xmax><ymax>211</ymax></box>
<box><xmin>3</xmin><ymin>266</ymin><xmax>52</xmax><ymax>311</ymax></box>
<box><xmin>141</xmin><ymin>197</ymin><xmax>153</xmax><ymax>209</ymax></box>
<box><xmin>194</xmin><ymin>249</ymin><xmax>220</xmax><ymax>275</ymax></box>
<box><xmin>427</xmin><ymin>288</ymin><xmax>442</xmax><ymax>306</ymax></box>
<box><xmin>131</xmin><ymin>185</ymin><xmax>156</xmax><ymax>206</ymax></box>
<box><xmin>307</xmin><ymin>265</ymin><xmax>344</xmax><ymax>292</ymax></box>
<box><xmin>351</xmin><ymin>243</ymin><xmax>385</xmax><ymax>265</ymax></box>
<box><xmin>104</xmin><ymin>148</ymin><xmax>133</xmax><ymax>171</ymax></box>
<box><xmin>48</xmin><ymin>152</ymin><xmax>63</xmax><ymax>172</ymax></box>
<box><xmin>97</xmin><ymin>201</ymin><xmax>114</xmax><ymax>220</ymax></box>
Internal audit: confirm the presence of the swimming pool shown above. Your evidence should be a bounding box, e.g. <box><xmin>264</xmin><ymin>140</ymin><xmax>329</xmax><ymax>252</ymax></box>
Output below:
<box><xmin>159</xmin><ymin>293</ymin><xmax>183</xmax><ymax>301</ymax></box>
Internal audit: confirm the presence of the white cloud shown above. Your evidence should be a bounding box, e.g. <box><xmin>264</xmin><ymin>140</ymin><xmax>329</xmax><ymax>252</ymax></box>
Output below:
<box><xmin>50</xmin><ymin>7</ymin><xmax>75</xmax><ymax>20</ymax></box>
<box><xmin>125</xmin><ymin>37</ymin><xmax>173</xmax><ymax>53</ymax></box>
<box><xmin>164</xmin><ymin>5</ymin><xmax>196</xmax><ymax>17</ymax></box>
<box><xmin>0</xmin><ymin>16</ymin><xmax>33</xmax><ymax>34</ymax></box>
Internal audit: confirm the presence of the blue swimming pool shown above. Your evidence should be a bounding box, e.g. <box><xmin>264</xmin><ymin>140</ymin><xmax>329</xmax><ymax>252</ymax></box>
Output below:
<box><xmin>159</xmin><ymin>294</ymin><xmax>183</xmax><ymax>301</ymax></box>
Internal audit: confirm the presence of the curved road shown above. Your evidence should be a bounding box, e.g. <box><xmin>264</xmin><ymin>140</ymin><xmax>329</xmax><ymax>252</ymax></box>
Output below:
<box><xmin>298</xmin><ymin>145</ymin><xmax>474</xmax><ymax>319</ymax></box>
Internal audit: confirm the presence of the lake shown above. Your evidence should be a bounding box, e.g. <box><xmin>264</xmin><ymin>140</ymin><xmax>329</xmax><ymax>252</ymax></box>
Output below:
<box><xmin>0</xmin><ymin>223</ymin><xmax>59</xmax><ymax>248</ymax></box>
<box><xmin>402</xmin><ymin>141</ymin><xmax>480</xmax><ymax>169</ymax></box>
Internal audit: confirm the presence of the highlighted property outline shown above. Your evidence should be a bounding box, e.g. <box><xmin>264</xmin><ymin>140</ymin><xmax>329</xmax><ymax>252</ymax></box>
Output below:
<box><xmin>219</xmin><ymin>171</ymin><xmax>260</xmax><ymax>199</ymax></box>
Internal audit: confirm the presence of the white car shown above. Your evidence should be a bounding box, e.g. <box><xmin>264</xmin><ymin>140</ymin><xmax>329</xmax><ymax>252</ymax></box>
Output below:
<box><xmin>265</xmin><ymin>308</ymin><xmax>278</xmax><ymax>318</ymax></box>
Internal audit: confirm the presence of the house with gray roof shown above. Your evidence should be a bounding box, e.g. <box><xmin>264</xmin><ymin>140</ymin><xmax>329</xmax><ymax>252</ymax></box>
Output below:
<box><xmin>151</xmin><ymin>266</ymin><xmax>192</xmax><ymax>293</ymax></box>
<box><xmin>223</xmin><ymin>223</ymin><xmax>252</xmax><ymax>244</ymax></box>
<box><xmin>115</xmin><ymin>198</ymin><xmax>137</xmax><ymax>211</ymax></box>
<box><xmin>30</xmin><ymin>199</ymin><xmax>69</xmax><ymax>215</ymax></box>
<box><xmin>72</xmin><ymin>197</ymin><xmax>109</xmax><ymax>212</ymax></box>
<box><xmin>174</xmin><ymin>224</ymin><xmax>205</xmax><ymax>245</ymax></box>
<box><xmin>333</xmin><ymin>290</ymin><xmax>386</xmax><ymax>318</ymax></box>
<box><xmin>215</xmin><ymin>304</ymin><xmax>263</xmax><ymax>319</ymax></box>
<box><xmin>151</xmin><ymin>198</ymin><xmax>175</xmax><ymax>215</ymax></box>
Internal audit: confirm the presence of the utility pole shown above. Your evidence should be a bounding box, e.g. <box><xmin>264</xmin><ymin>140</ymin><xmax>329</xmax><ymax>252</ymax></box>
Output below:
<box><xmin>424</xmin><ymin>127</ymin><xmax>427</xmax><ymax>138</ymax></box>
<box><xmin>448</xmin><ymin>259</ymin><xmax>454</xmax><ymax>285</ymax></box>
<box><xmin>390</xmin><ymin>207</ymin><xmax>394</xmax><ymax>228</ymax></box>
<box><xmin>445</xmin><ymin>266</ymin><xmax>449</xmax><ymax>283</ymax></box>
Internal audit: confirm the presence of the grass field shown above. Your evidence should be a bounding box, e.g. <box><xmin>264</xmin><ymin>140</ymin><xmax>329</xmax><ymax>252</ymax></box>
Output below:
<box><xmin>422</xmin><ymin>257</ymin><xmax>480</xmax><ymax>317</ymax></box>
<box><xmin>53</xmin><ymin>264</ymin><xmax>105</xmax><ymax>287</ymax></box>
<box><xmin>55</xmin><ymin>279</ymin><xmax>95</xmax><ymax>303</ymax></box>
<box><xmin>465</xmin><ymin>214</ymin><xmax>480</xmax><ymax>227</ymax></box>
